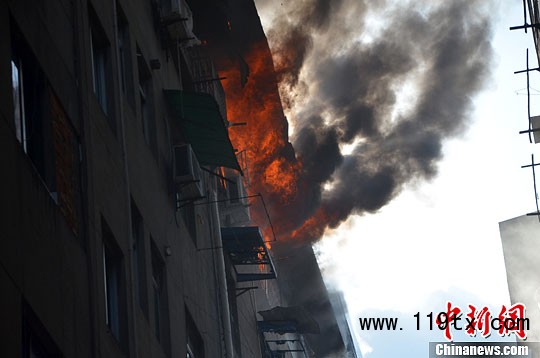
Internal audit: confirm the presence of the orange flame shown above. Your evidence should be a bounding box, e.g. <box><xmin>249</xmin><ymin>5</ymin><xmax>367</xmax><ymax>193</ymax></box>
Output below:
<box><xmin>220</xmin><ymin>41</ymin><xmax>338</xmax><ymax>243</ymax></box>
<box><xmin>221</xmin><ymin>41</ymin><xmax>301</xmax><ymax>206</ymax></box>
<box><xmin>291</xmin><ymin>208</ymin><xmax>335</xmax><ymax>241</ymax></box>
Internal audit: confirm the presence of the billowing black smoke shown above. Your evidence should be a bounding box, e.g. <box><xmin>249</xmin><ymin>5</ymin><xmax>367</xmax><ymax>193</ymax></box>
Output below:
<box><xmin>254</xmin><ymin>1</ymin><xmax>495</xmax><ymax>355</ymax></box>
<box><xmin>259</xmin><ymin>0</ymin><xmax>494</xmax><ymax>237</ymax></box>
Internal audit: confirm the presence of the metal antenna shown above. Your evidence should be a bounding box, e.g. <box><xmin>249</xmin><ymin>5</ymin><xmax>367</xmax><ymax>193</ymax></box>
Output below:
<box><xmin>510</xmin><ymin>0</ymin><xmax>537</xmax><ymax>32</ymax></box>
<box><xmin>522</xmin><ymin>154</ymin><xmax>540</xmax><ymax>222</ymax></box>
<box><xmin>523</xmin><ymin>0</ymin><xmax>528</xmax><ymax>33</ymax></box>
<box><xmin>517</xmin><ymin>49</ymin><xmax>537</xmax><ymax>143</ymax></box>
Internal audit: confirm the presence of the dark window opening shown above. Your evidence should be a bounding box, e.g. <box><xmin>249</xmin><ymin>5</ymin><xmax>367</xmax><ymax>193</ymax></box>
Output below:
<box><xmin>11</xmin><ymin>20</ymin><xmax>81</xmax><ymax>234</ymax></box>
<box><xmin>102</xmin><ymin>219</ymin><xmax>127</xmax><ymax>352</ymax></box>
<box><xmin>89</xmin><ymin>7</ymin><xmax>115</xmax><ymax>133</ymax></box>
<box><xmin>186</xmin><ymin>309</ymin><xmax>204</xmax><ymax>358</ymax></box>
<box><xmin>22</xmin><ymin>302</ymin><xmax>63</xmax><ymax>358</ymax></box>
<box><xmin>131</xmin><ymin>200</ymin><xmax>148</xmax><ymax>317</ymax></box>
<box><xmin>91</xmin><ymin>33</ymin><xmax>107</xmax><ymax>112</ymax></box>
<box><xmin>137</xmin><ymin>46</ymin><xmax>157</xmax><ymax>156</ymax></box>
<box><xmin>116</xmin><ymin>6</ymin><xmax>135</xmax><ymax>107</ymax></box>
<box><xmin>11</xmin><ymin>21</ymin><xmax>57</xmax><ymax>202</ymax></box>
<box><xmin>151</xmin><ymin>241</ymin><xmax>170</xmax><ymax>354</ymax></box>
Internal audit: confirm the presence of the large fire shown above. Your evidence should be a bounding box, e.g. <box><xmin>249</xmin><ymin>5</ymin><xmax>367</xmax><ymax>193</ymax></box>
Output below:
<box><xmin>220</xmin><ymin>41</ymin><xmax>330</xmax><ymax>243</ymax></box>
<box><xmin>221</xmin><ymin>42</ymin><xmax>301</xmax><ymax>202</ymax></box>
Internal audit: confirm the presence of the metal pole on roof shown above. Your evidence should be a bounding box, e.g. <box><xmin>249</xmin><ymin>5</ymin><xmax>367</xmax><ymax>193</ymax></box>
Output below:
<box><xmin>522</xmin><ymin>154</ymin><xmax>540</xmax><ymax>221</ymax></box>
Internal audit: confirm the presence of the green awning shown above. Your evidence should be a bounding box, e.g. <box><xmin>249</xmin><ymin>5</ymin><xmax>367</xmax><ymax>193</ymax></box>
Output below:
<box><xmin>164</xmin><ymin>90</ymin><xmax>242</xmax><ymax>173</ymax></box>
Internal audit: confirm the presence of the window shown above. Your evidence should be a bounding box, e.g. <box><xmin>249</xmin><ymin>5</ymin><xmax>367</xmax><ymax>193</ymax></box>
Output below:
<box><xmin>11</xmin><ymin>20</ymin><xmax>81</xmax><ymax>233</ymax></box>
<box><xmin>11</xmin><ymin>56</ymin><xmax>26</xmax><ymax>150</ymax></box>
<box><xmin>117</xmin><ymin>6</ymin><xmax>134</xmax><ymax>107</ymax></box>
<box><xmin>11</xmin><ymin>21</ymin><xmax>57</xmax><ymax>201</ymax></box>
<box><xmin>151</xmin><ymin>241</ymin><xmax>169</xmax><ymax>350</ymax></box>
<box><xmin>186</xmin><ymin>309</ymin><xmax>204</xmax><ymax>358</ymax></box>
<box><xmin>102</xmin><ymin>220</ymin><xmax>126</xmax><ymax>350</ymax></box>
<box><xmin>22</xmin><ymin>302</ymin><xmax>63</xmax><ymax>358</ymax></box>
<box><xmin>131</xmin><ymin>201</ymin><xmax>148</xmax><ymax>316</ymax></box>
<box><xmin>91</xmin><ymin>31</ymin><xmax>107</xmax><ymax>113</ymax></box>
<box><xmin>137</xmin><ymin>46</ymin><xmax>157</xmax><ymax>155</ymax></box>
<box><xmin>89</xmin><ymin>8</ymin><xmax>115</xmax><ymax>132</ymax></box>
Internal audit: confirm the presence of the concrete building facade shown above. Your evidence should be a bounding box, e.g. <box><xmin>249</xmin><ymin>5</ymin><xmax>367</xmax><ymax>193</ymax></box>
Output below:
<box><xmin>0</xmin><ymin>0</ymin><xmax>357</xmax><ymax>357</ymax></box>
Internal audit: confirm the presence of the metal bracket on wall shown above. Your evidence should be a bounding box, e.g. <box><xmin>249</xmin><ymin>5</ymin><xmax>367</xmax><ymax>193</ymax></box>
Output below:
<box><xmin>235</xmin><ymin>286</ymin><xmax>258</xmax><ymax>297</ymax></box>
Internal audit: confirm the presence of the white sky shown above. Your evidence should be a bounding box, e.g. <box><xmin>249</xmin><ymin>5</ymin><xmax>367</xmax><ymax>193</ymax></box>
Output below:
<box><xmin>312</xmin><ymin>1</ymin><xmax>540</xmax><ymax>356</ymax></box>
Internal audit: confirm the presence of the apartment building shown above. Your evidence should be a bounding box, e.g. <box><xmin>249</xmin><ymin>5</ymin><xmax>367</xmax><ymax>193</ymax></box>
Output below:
<box><xmin>0</xmin><ymin>0</ymin><xmax>356</xmax><ymax>357</ymax></box>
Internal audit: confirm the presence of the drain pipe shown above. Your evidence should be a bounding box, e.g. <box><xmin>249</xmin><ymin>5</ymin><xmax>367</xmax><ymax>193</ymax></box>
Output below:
<box><xmin>208</xmin><ymin>188</ymin><xmax>235</xmax><ymax>357</ymax></box>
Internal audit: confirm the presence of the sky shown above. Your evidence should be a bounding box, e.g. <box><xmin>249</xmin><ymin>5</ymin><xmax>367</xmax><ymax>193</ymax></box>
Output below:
<box><xmin>254</xmin><ymin>0</ymin><xmax>539</xmax><ymax>356</ymax></box>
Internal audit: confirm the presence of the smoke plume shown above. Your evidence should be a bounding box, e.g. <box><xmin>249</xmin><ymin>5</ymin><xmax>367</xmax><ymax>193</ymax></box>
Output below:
<box><xmin>252</xmin><ymin>0</ymin><xmax>495</xmax><ymax>242</ymax></box>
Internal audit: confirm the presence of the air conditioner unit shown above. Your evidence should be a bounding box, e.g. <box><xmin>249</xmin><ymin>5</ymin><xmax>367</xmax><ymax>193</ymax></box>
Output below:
<box><xmin>174</xmin><ymin>144</ymin><xmax>204</xmax><ymax>199</ymax></box>
<box><xmin>162</xmin><ymin>0</ymin><xmax>194</xmax><ymax>41</ymax></box>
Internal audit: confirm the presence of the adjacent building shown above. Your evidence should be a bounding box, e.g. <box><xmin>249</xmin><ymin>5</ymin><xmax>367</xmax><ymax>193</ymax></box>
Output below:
<box><xmin>500</xmin><ymin>215</ymin><xmax>540</xmax><ymax>342</ymax></box>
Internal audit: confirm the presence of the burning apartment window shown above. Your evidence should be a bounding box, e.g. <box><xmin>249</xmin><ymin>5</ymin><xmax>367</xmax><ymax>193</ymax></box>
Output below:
<box><xmin>102</xmin><ymin>220</ymin><xmax>127</xmax><ymax>350</ymax></box>
<box><xmin>137</xmin><ymin>46</ymin><xmax>157</xmax><ymax>156</ymax></box>
<box><xmin>186</xmin><ymin>309</ymin><xmax>204</xmax><ymax>358</ymax></box>
<box><xmin>151</xmin><ymin>241</ymin><xmax>170</xmax><ymax>352</ymax></box>
<box><xmin>131</xmin><ymin>200</ymin><xmax>148</xmax><ymax>317</ymax></box>
<box><xmin>89</xmin><ymin>7</ymin><xmax>114</xmax><ymax>132</ymax></box>
<box><xmin>117</xmin><ymin>6</ymin><xmax>134</xmax><ymax>107</ymax></box>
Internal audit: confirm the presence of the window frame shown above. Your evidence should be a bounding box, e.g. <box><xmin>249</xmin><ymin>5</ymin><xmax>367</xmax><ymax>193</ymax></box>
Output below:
<box><xmin>131</xmin><ymin>200</ymin><xmax>149</xmax><ymax>317</ymax></box>
<box><xmin>136</xmin><ymin>46</ymin><xmax>158</xmax><ymax>156</ymax></box>
<box><xmin>101</xmin><ymin>219</ymin><xmax>127</xmax><ymax>351</ymax></box>
<box><xmin>150</xmin><ymin>241</ymin><xmax>168</xmax><ymax>345</ymax></box>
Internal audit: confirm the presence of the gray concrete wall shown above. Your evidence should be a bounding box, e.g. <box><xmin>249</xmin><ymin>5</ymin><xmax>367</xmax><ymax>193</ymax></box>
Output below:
<box><xmin>0</xmin><ymin>0</ymin><xmax>298</xmax><ymax>356</ymax></box>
